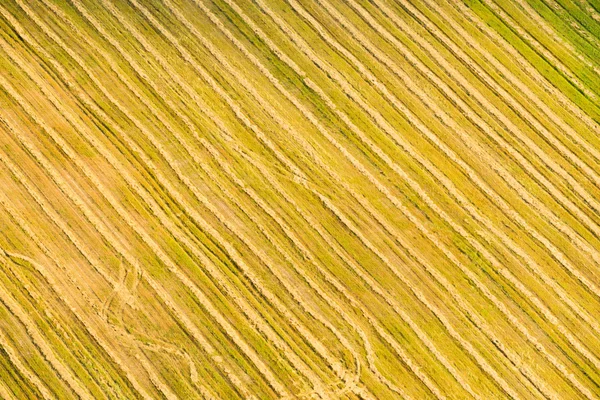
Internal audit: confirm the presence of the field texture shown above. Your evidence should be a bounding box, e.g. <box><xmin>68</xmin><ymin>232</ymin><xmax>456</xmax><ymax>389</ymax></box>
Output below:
<box><xmin>1</xmin><ymin>0</ymin><xmax>600</xmax><ymax>398</ymax></box>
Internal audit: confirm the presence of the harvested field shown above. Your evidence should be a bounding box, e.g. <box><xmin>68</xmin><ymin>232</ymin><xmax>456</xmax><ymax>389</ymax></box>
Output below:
<box><xmin>1</xmin><ymin>0</ymin><xmax>600</xmax><ymax>398</ymax></box>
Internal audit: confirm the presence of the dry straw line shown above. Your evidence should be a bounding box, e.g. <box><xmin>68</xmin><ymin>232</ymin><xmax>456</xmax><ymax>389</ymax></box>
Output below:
<box><xmin>0</xmin><ymin>49</ymin><xmax>259</xmax><ymax>400</ymax></box>
<box><xmin>185</xmin><ymin>0</ymin><xmax>530</xmax><ymax>396</ymax></box>
<box><xmin>413</xmin><ymin>0</ymin><xmax>600</xmax><ymax>168</ymax></box>
<box><xmin>0</xmin><ymin>279</ymin><xmax>93</xmax><ymax>400</ymax></box>
<box><xmin>0</xmin><ymin>250</ymin><xmax>128</xmax><ymax>400</ymax></box>
<box><xmin>9</xmin><ymin>0</ymin><xmax>596</xmax><ymax>396</ymax></box>
<box><xmin>483</xmin><ymin>0</ymin><xmax>598</xmax><ymax>98</ymax></box>
<box><xmin>291</xmin><ymin>2</ymin><xmax>598</xmax><ymax>394</ymax></box>
<box><xmin>481</xmin><ymin>0</ymin><xmax>599</xmax><ymax>101</ymax></box>
<box><xmin>575</xmin><ymin>0</ymin><xmax>600</xmax><ymax>23</ymax></box>
<box><xmin>432</xmin><ymin>0</ymin><xmax>600</xmax><ymax>155</ymax></box>
<box><xmin>25</xmin><ymin>5</ymin><xmax>332</xmax><ymax>396</ymax></box>
<box><xmin>234</xmin><ymin>139</ymin><xmax>452</xmax><ymax>399</ymax></box>
<box><xmin>504</xmin><ymin>0</ymin><xmax>600</xmax><ymax>76</ymax></box>
<box><xmin>135</xmin><ymin>354</ymin><xmax>178</xmax><ymax>400</ymax></box>
<box><xmin>368</xmin><ymin>0</ymin><xmax>600</xmax><ymax>240</ymax></box>
<box><xmin>227</xmin><ymin>0</ymin><xmax>596</xmax><ymax>396</ymax></box>
<box><xmin>3</xmin><ymin>5</ymin><xmax>295</xmax><ymax>397</ymax></box>
<box><xmin>0</xmin><ymin>81</ymin><xmax>119</xmax><ymax>293</ymax></box>
<box><xmin>0</xmin><ymin>327</ymin><xmax>55</xmax><ymax>400</ymax></box>
<box><xmin>194</xmin><ymin>154</ymin><xmax>364</xmax><ymax>384</ymax></box>
<box><xmin>3</xmin><ymin>135</ymin><xmax>250</xmax><ymax>397</ymax></box>
<box><xmin>0</xmin><ymin>118</ymin><xmax>167</xmax><ymax>398</ymax></box>
<box><xmin>257</xmin><ymin>0</ymin><xmax>547</xmax><ymax>385</ymax></box>
<box><xmin>0</xmin><ymin>379</ymin><xmax>17</xmax><ymax>400</ymax></box>
<box><xmin>306</xmin><ymin>0</ymin><xmax>600</xmax><ymax>366</ymax></box>
<box><xmin>166</xmin><ymin>0</ymin><xmax>565</xmax><ymax>395</ymax></box>
<box><xmin>41</xmin><ymin>4</ymin><xmax>360</xmax><ymax>393</ymax></box>
<box><xmin>311</xmin><ymin>187</ymin><xmax>539</xmax><ymax>400</ymax></box>
<box><xmin>0</xmin><ymin>193</ymin><xmax>154</xmax><ymax>400</ymax></box>
<box><xmin>100</xmin><ymin>0</ymin><xmax>363</xmax><ymax>390</ymax></box>
<box><xmin>448</xmin><ymin>0</ymin><xmax>600</xmax><ymax>135</ymax></box>
<box><xmin>38</xmin><ymin>1</ymin><xmax>347</xmax><ymax>395</ymax></box>
<box><xmin>322</xmin><ymin>0</ymin><xmax>600</xmax><ymax>305</ymax></box>
<box><xmin>43</xmin><ymin>0</ymin><xmax>398</xmax><ymax>396</ymax></box>
<box><xmin>542</xmin><ymin>0</ymin><xmax>600</xmax><ymax>48</ymax></box>
<box><xmin>341</xmin><ymin>0</ymin><xmax>600</xmax><ymax>332</ymax></box>
<box><xmin>141</xmin><ymin>274</ymin><xmax>258</xmax><ymax>400</ymax></box>
<box><xmin>54</xmin><ymin>0</ymin><xmax>592</xmax><ymax>394</ymax></box>
<box><xmin>129</xmin><ymin>334</ymin><xmax>200</xmax><ymax>390</ymax></box>
<box><xmin>145</xmin><ymin>0</ymin><xmax>480</xmax><ymax>395</ymax></box>
<box><xmin>89</xmin><ymin>0</ymin><xmax>424</xmax><ymax>394</ymax></box>
<box><xmin>347</xmin><ymin>0</ymin><xmax>600</xmax><ymax>266</ymax></box>
<box><xmin>8</xmin><ymin>3</ymin><xmax>342</xmax><ymax>396</ymax></box>
<box><xmin>89</xmin><ymin>0</ymin><xmax>386</xmax><ymax>394</ymax></box>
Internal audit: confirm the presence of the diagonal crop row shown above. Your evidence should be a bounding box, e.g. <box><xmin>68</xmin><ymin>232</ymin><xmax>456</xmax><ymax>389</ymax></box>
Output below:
<box><xmin>0</xmin><ymin>40</ymin><xmax>262</xmax><ymax>397</ymax></box>
<box><xmin>303</xmin><ymin>0</ymin><xmax>600</xmax><ymax>363</ymax></box>
<box><xmin>49</xmin><ymin>0</ymin><xmax>415</xmax><ymax>396</ymax></box>
<box><xmin>350</xmin><ymin>0</ymin><xmax>600</xmax><ymax>258</ymax></box>
<box><xmin>3</xmin><ymin>3</ymin><xmax>352</xmax><ymax>396</ymax></box>
<box><xmin>0</xmin><ymin>183</ymin><xmax>154</xmax><ymax>400</ymax></box>
<box><xmin>164</xmin><ymin>0</ymin><xmax>555</xmax><ymax>395</ymax></box>
<box><xmin>219</xmin><ymin>0</ymin><xmax>600</xmax><ymax>394</ymax></box>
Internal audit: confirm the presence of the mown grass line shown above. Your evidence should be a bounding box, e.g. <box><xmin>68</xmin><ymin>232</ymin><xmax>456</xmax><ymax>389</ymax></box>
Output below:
<box><xmin>336</xmin><ymin>0</ymin><xmax>600</xmax><ymax>302</ymax></box>
<box><xmin>0</xmin><ymin>272</ymin><xmax>93</xmax><ymax>399</ymax></box>
<box><xmin>147</xmin><ymin>0</ymin><xmax>502</xmax><ymax>396</ymax></box>
<box><xmin>37</xmin><ymin>0</ymin><xmax>352</xmax><ymax>394</ymax></box>
<box><xmin>2</xmin><ymin>3</ymin><xmax>346</xmax><ymax>396</ymax></box>
<box><xmin>353</xmin><ymin>0</ymin><xmax>600</xmax><ymax>250</ymax></box>
<box><xmin>94</xmin><ymin>1</ymin><xmax>367</xmax><ymax>395</ymax></box>
<box><xmin>0</xmin><ymin>99</ymin><xmax>251</xmax><ymax>399</ymax></box>
<box><xmin>4</xmin><ymin>255</ymin><xmax>140</xmax><ymax>400</ymax></box>
<box><xmin>1</xmin><ymin>0</ymin><xmax>600</xmax><ymax>397</ymax></box>
<box><xmin>36</xmin><ymin>5</ymin><xmax>346</xmax><ymax>394</ymax></box>
<box><xmin>459</xmin><ymin>0</ymin><xmax>600</xmax><ymax>123</ymax></box>
<box><xmin>0</xmin><ymin>181</ymin><xmax>154</xmax><ymax>399</ymax></box>
<box><xmin>188</xmin><ymin>0</ymin><xmax>600</xmax><ymax>394</ymax></box>
<box><xmin>515</xmin><ymin>0</ymin><xmax>600</xmax><ymax>71</ymax></box>
<box><xmin>0</xmin><ymin>42</ymin><xmax>261</xmax><ymax>398</ymax></box>
<box><xmin>177</xmin><ymin>0</ymin><xmax>552</xmax><ymax>396</ymax></box>
<box><xmin>0</xmin><ymin>344</ymin><xmax>41</xmax><ymax>400</ymax></box>
<box><xmin>447</xmin><ymin>0</ymin><xmax>600</xmax><ymax>155</ymax></box>
<box><xmin>0</xmin><ymin>114</ymin><xmax>166</xmax><ymax>399</ymax></box>
<box><xmin>81</xmin><ymin>0</ymin><xmax>474</xmax><ymax>394</ymax></box>
<box><xmin>340</xmin><ymin>0</ymin><xmax>600</xmax><ymax>329</ymax></box>
<box><xmin>81</xmin><ymin>0</ymin><xmax>440</xmax><ymax>396</ymax></box>
<box><xmin>205</xmin><ymin>2</ymin><xmax>536</xmax><ymax>396</ymax></box>
<box><xmin>482</xmin><ymin>0</ymin><xmax>600</xmax><ymax>101</ymax></box>
<box><xmin>0</xmin><ymin>329</ymin><xmax>55</xmax><ymax>400</ymax></box>
<box><xmin>551</xmin><ymin>0</ymin><xmax>600</xmax><ymax>41</ymax></box>
<box><xmin>149</xmin><ymin>0</ymin><xmax>482</xmax><ymax>396</ymax></box>
<box><xmin>237</xmin><ymin>0</ymin><xmax>596</xmax><ymax>396</ymax></box>
<box><xmin>0</xmin><ymin>378</ymin><xmax>17</xmax><ymax>400</ymax></box>
<box><xmin>406</xmin><ymin>0</ymin><xmax>600</xmax><ymax>192</ymax></box>
<box><xmin>45</xmin><ymin>0</ymin><xmax>360</xmax><ymax>390</ymax></box>
<box><xmin>0</xmin><ymin>252</ymin><xmax>120</xmax><ymax>400</ymax></box>
<box><xmin>225</xmin><ymin>0</ymin><xmax>600</xmax><ymax>394</ymax></box>
<box><xmin>303</xmin><ymin>0</ymin><xmax>600</xmax><ymax>373</ymax></box>
<box><xmin>308</xmin><ymin>0</ymin><xmax>593</xmax><ymax>390</ymax></box>
<box><xmin>0</xmin><ymin>64</ymin><xmax>274</xmax><ymax>400</ymax></box>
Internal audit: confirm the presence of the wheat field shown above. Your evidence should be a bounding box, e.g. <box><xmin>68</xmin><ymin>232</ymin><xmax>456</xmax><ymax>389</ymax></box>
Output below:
<box><xmin>1</xmin><ymin>0</ymin><xmax>600</xmax><ymax>398</ymax></box>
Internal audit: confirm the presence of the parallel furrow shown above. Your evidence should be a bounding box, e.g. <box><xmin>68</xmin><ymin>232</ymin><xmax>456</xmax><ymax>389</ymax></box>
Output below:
<box><xmin>0</xmin><ymin>36</ymin><xmax>259</xmax><ymax>398</ymax></box>
<box><xmin>302</xmin><ymin>0</ymin><xmax>600</xmax><ymax>368</ymax></box>
<box><xmin>0</xmin><ymin>327</ymin><xmax>55</xmax><ymax>400</ymax></box>
<box><xmin>6</xmin><ymin>2</ymin><xmax>341</xmax><ymax>396</ymax></box>
<box><xmin>353</xmin><ymin>0</ymin><xmax>600</xmax><ymax>264</ymax></box>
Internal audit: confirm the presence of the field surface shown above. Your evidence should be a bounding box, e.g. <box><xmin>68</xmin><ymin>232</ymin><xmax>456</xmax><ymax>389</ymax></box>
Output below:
<box><xmin>1</xmin><ymin>0</ymin><xmax>600</xmax><ymax>398</ymax></box>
